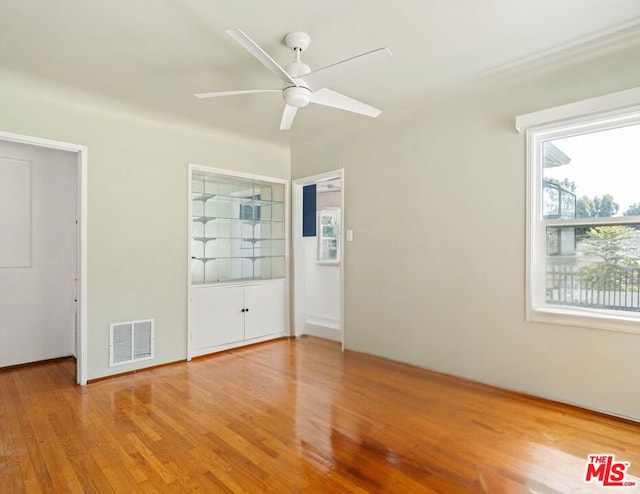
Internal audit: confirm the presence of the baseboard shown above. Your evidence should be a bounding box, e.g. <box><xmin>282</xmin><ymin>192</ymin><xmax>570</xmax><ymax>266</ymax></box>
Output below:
<box><xmin>303</xmin><ymin>323</ymin><xmax>341</xmax><ymax>342</ymax></box>
<box><xmin>305</xmin><ymin>314</ymin><xmax>340</xmax><ymax>330</ymax></box>
<box><xmin>0</xmin><ymin>355</ymin><xmax>75</xmax><ymax>372</ymax></box>
<box><xmin>88</xmin><ymin>336</ymin><xmax>293</xmax><ymax>384</ymax></box>
<box><xmin>87</xmin><ymin>359</ymin><xmax>185</xmax><ymax>384</ymax></box>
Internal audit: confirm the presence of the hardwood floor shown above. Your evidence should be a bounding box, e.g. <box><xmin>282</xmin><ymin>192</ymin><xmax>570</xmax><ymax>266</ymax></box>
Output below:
<box><xmin>1</xmin><ymin>336</ymin><xmax>639</xmax><ymax>493</ymax></box>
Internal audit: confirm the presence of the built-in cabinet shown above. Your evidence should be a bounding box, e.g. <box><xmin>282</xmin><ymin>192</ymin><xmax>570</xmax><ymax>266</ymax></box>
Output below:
<box><xmin>189</xmin><ymin>166</ymin><xmax>288</xmax><ymax>358</ymax></box>
<box><xmin>190</xmin><ymin>280</ymin><xmax>286</xmax><ymax>356</ymax></box>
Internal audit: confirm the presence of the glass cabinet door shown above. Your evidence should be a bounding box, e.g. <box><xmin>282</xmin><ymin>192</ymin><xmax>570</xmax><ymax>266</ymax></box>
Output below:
<box><xmin>191</xmin><ymin>170</ymin><xmax>286</xmax><ymax>285</ymax></box>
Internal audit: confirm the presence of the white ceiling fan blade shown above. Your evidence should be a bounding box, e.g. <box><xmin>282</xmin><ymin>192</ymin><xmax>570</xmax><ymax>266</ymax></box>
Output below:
<box><xmin>310</xmin><ymin>88</ymin><xmax>382</xmax><ymax>118</ymax></box>
<box><xmin>194</xmin><ymin>89</ymin><xmax>280</xmax><ymax>99</ymax></box>
<box><xmin>280</xmin><ymin>104</ymin><xmax>298</xmax><ymax>130</ymax></box>
<box><xmin>301</xmin><ymin>47</ymin><xmax>393</xmax><ymax>92</ymax></box>
<box><xmin>226</xmin><ymin>29</ymin><xmax>298</xmax><ymax>87</ymax></box>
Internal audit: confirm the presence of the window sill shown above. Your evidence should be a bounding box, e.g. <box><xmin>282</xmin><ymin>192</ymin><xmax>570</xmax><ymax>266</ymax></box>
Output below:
<box><xmin>528</xmin><ymin>305</ymin><xmax>640</xmax><ymax>334</ymax></box>
<box><xmin>316</xmin><ymin>260</ymin><xmax>340</xmax><ymax>266</ymax></box>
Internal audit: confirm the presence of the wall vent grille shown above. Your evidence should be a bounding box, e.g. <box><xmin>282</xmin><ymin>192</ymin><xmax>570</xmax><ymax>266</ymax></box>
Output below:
<box><xmin>109</xmin><ymin>319</ymin><xmax>154</xmax><ymax>367</ymax></box>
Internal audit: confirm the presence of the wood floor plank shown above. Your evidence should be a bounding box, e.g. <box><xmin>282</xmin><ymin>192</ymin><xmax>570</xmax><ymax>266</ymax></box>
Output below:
<box><xmin>5</xmin><ymin>394</ymin><xmax>52</xmax><ymax>493</ymax></box>
<box><xmin>2</xmin><ymin>336</ymin><xmax>640</xmax><ymax>492</ymax></box>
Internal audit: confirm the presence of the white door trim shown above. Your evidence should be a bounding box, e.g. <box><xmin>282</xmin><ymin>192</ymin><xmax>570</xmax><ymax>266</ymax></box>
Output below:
<box><xmin>0</xmin><ymin>130</ymin><xmax>88</xmax><ymax>385</ymax></box>
<box><xmin>292</xmin><ymin>169</ymin><xmax>345</xmax><ymax>350</ymax></box>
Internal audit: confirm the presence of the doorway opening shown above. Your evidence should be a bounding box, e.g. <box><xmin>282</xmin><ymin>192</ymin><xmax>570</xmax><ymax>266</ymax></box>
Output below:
<box><xmin>292</xmin><ymin>169</ymin><xmax>344</xmax><ymax>348</ymax></box>
<box><xmin>0</xmin><ymin>131</ymin><xmax>87</xmax><ymax>385</ymax></box>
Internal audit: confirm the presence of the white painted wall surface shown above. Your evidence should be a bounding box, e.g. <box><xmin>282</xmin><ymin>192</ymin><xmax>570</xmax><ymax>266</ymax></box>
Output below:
<box><xmin>0</xmin><ymin>140</ymin><xmax>77</xmax><ymax>366</ymax></box>
<box><xmin>0</xmin><ymin>66</ymin><xmax>290</xmax><ymax>379</ymax></box>
<box><xmin>0</xmin><ymin>157</ymin><xmax>31</xmax><ymax>267</ymax></box>
<box><xmin>292</xmin><ymin>41</ymin><xmax>640</xmax><ymax>421</ymax></box>
<box><xmin>303</xmin><ymin>237</ymin><xmax>340</xmax><ymax>328</ymax></box>
<box><xmin>317</xmin><ymin>190</ymin><xmax>341</xmax><ymax>210</ymax></box>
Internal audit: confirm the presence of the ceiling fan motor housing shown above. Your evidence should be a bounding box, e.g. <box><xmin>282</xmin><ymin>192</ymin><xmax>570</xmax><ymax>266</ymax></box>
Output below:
<box><xmin>284</xmin><ymin>60</ymin><xmax>311</xmax><ymax>77</ymax></box>
<box><xmin>282</xmin><ymin>32</ymin><xmax>313</xmax><ymax>108</ymax></box>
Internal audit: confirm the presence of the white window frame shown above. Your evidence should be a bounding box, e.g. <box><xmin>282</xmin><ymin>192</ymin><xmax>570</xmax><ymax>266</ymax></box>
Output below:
<box><xmin>517</xmin><ymin>87</ymin><xmax>640</xmax><ymax>334</ymax></box>
<box><xmin>317</xmin><ymin>209</ymin><xmax>340</xmax><ymax>264</ymax></box>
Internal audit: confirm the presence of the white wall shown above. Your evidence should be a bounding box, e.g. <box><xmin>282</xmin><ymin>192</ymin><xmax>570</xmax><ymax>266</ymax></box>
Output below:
<box><xmin>0</xmin><ymin>67</ymin><xmax>290</xmax><ymax>380</ymax></box>
<box><xmin>304</xmin><ymin>237</ymin><xmax>340</xmax><ymax>328</ymax></box>
<box><xmin>303</xmin><ymin>189</ymin><xmax>341</xmax><ymax>335</ymax></box>
<box><xmin>0</xmin><ymin>140</ymin><xmax>77</xmax><ymax>366</ymax></box>
<box><xmin>291</xmin><ymin>40</ymin><xmax>640</xmax><ymax>421</ymax></box>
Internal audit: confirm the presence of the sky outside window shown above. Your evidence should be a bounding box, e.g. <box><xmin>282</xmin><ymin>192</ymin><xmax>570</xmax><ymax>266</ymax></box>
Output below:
<box><xmin>543</xmin><ymin>123</ymin><xmax>640</xmax><ymax>215</ymax></box>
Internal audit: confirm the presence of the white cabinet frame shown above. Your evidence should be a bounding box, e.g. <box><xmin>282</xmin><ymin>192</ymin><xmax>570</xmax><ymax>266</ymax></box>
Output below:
<box><xmin>187</xmin><ymin>164</ymin><xmax>290</xmax><ymax>360</ymax></box>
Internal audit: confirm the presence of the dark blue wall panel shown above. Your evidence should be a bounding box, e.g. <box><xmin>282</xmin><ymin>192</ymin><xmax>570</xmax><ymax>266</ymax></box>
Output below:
<box><xmin>302</xmin><ymin>184</ymin><xmax>317</xmax><ymax>237</ymax></box>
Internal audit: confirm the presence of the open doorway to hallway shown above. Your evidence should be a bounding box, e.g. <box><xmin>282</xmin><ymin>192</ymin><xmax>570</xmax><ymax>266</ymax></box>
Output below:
<box><xmin>293</xmin><ymin>170</ymin><xmax>344</xmax><ymax>348</ymax></box>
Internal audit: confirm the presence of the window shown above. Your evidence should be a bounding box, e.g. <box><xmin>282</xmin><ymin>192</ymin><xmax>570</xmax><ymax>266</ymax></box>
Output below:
<box><xmin>318</xmin><ymin>209</ymin><xmax>340</xmax><ymax>263</ymax></box>
<box><xmin>523</xmin><ymin>102</ymin><xmax>640</xmax><ymax>332</ymax></box>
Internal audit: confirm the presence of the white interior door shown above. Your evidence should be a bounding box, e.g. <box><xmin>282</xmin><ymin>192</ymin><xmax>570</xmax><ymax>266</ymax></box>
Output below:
<box><xmin>0</xmin><ymin>139</ymin><xmax>78</xmax><ymax>367</ymax></box>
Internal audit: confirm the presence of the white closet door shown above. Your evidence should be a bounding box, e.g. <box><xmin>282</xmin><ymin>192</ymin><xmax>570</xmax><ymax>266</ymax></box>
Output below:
<box><xmin>0</xmin><ymin>141</ymin><xmax>77</xmax><ymax>367</ymax></box>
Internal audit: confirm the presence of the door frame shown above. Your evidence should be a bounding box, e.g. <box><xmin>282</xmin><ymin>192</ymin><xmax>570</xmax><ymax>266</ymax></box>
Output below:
<box><xmin>292</xmin><ymin>169</ymin><xmax>345</xmax><ymax>350</ymax></box>
<box><xmin>0</xmin><ymin>130</ymin><xmax>88</xmax><ymax>385</ymax></box>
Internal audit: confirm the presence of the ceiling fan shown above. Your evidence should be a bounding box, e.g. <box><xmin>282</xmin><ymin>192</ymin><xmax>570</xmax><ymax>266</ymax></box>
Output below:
<box><xmin>194</xmin><ymin>29</ymin><xmax>393</xmax><ymax>130</ymax></box>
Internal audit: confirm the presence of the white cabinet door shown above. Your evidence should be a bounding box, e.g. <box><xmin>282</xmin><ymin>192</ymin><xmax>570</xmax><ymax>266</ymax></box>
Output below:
<box><xmin>244</xmin><ymin>280</ymin><xmax>286</xmax><ymax>340</ymax></box>
<box><xmin>191</xmin><ymin>285</ymin><xmax>244</xmax><ymax>350</ymax></box>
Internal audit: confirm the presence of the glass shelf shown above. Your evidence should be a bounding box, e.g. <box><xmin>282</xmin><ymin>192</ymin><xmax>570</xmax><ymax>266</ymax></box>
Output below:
<box><xmin>192</xmin><ymin>215</ymin><xmax>285</xmax><ymax>224</ymax></box>
<box><xmin>192</xmin><ymin>192</ymin><xmax>285</xmax><ymax>207</ymax></box>
<box><xmin>192</xmin><ymin>236</ymin><xmax>285</xmax><ymax>244</ymax></box>
<box><xmin>191</xmin><ymin>170</ymin><xmax>286</xmax><ymax>285</ymax></box>
<box><xmin>192</xmin><ymin>255</ymin><xmax>286</xmax><ymax>262</ymax></box>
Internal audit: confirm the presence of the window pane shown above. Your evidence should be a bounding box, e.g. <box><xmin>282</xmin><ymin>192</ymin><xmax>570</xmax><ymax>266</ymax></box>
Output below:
<box><xmin>543</xmin><ymin>123</ymin><xmax>640</xmax><ymax>219</ymax></box>
<box><xmin>545</xmin><ymin>224</ymin><xmax>640</xmax><ymax>311</ymax></box>
<box><xmin>320</xmin><ymin>240</ymin><xmax>338</xmax><ymax>261</ymax></box>
<box><xmin>317</xmin><ymin>210</ymin><xmax>340</xmax><ymax>262</ymax></box>
<box><xmin>560</xmin><ymin>190</ymin><xmax>575</xmax><ymax>219</ymax></box>
<box><xmin>322</xmin><ymin>225</ymin><xmax>336</xmax><ymax>239</ymax></box>
<box><xmin>543</xmin><ymin>183</ymin><xmax>560</xmax><ymax>218</ymax></box>
<box><xmin>321</xmin><ymin>214</ymin><xmax>335</xmax><ymax>226</ymax></box>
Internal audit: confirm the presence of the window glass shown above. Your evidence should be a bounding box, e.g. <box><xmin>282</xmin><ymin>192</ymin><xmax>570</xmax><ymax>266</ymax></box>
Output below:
<box><xmin>543</xmin><ymin>124</ymin><xmax>640</xmax><ymax>219</ymax></box>
<box><xmin>318</xmin><ymin>210</ymin><xmax>340</xmax><ymax>262</ymax></box>
<box><xmin>529</xmin><ymin>117</ymin><xmax>640</xmax><ymax>325</ymax></box>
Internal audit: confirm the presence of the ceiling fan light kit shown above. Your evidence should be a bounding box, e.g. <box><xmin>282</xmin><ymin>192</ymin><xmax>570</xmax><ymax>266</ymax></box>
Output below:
<box><xmin>194</xmin><ymin>29</ymin><xmax>393</xmax><ymax>130</ymax></box>
<box><xmin>283</xmin><ymin>86</ymin><xmax>311</xmax><ymax>108</ymax></box>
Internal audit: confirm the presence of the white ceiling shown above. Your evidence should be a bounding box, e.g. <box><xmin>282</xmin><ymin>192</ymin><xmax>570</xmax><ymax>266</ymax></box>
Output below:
<box><xmin>1</xmin><ymin>0</ymin><xmax>640</xmax><ymax>146</ymax></box>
